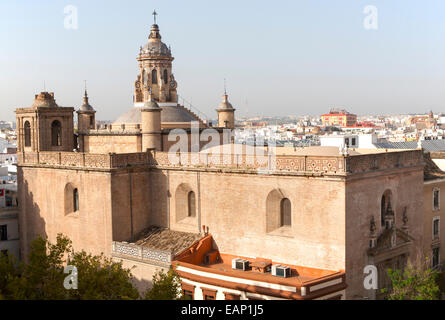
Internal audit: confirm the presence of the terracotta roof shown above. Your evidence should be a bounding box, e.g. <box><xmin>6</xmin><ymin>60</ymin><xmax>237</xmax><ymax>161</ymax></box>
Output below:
<box><xmin>173</xmin><ymin>236</ymin><xmax>347</xmax><ymax>300</ymax></box>
<box><xmin>133</xmin><ymin>226</ymin><xmax>201</xmax><ymax>255</ymax></box>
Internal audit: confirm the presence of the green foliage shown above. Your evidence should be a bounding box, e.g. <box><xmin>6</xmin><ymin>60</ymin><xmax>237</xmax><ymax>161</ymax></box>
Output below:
<box><xmin>67</xmin><ymin>251</ymin><xmax>139</xmax><ymax>300</ymax></box>
<box><xmin>436</xmin><ymin>271</ymin><xmax>445</xmax><ymax>296</ymax></box>
<box><xmin>0</xmin><ymin>234</ymin><xmax>139</xmax><ymax>300</ymax></box>
<box><xmin>0</xmin><ymin>252</ymin><xmax>20</xmax><ymax>299</ymax></box>
<box><xmin>382</xmin><ymin>259</ymin><xmax>440</xmax><ymax>300</ymax></box>
<box><xmin>143</xmin><ymin>267</ymin><xmax>185</xmax><ymax>300</ymax></box>
<box><xmin>4</xmin><ymin>234</ymin><xmax>69</xmax><ymax>299</ymax></box>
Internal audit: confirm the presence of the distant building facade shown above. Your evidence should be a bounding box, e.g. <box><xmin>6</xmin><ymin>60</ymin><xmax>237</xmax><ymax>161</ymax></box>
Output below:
<box><xmin>321</xmin><ymin>109</ymin><xmax>357</xmax><ymax>128</ymax></box>
<box><xmin>0</xmin><ymin>183</ymin><xmax>19</xmax><ymax>259</ymax></box>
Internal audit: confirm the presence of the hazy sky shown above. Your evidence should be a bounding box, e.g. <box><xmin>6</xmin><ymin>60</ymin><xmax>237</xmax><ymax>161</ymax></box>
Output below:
<box><xmin>1</xmin><ymin>0</ymin><xmax>444</xmax><ymax>121</ymax></box>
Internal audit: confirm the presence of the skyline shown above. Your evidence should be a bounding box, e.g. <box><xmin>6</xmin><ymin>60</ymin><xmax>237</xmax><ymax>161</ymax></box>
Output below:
<box><xmin>1</xmin><ymin>0</ymin><xmax>445</xmax><ymax>121</ymax></box>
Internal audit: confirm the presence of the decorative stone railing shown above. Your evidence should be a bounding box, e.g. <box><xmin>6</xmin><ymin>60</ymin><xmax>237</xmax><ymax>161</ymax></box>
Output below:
<box><xmin>112</xmin><ymin>241</ymin><xmax>173</xmax><ymax>266</ymax></box>
<box><xmin>18</xmin><ymin>151</ymin><xmax>154</xmax><ymax>169</ymax></box>
<box><xmin>152</xmin><ymin>150</ymin><xmax>423</xmax><ymax>174</ymax></box>
<box><xmin>153</xmin><ymin>151</ymin><xmax>347</xmax><ymax>174</ymax></box>
<box><xmin>18</xmin><ymin>149</ymin><xmax>423</xmax><ymax>175</ymax></box>
<box><xmin>19</xmin><ymin>152</ymin><xmax>113</xmax><ymax>169</ymax></box>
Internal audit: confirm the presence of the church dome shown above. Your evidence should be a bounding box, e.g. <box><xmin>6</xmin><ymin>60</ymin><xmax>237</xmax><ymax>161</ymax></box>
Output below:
<box><xmin>139</xmin><ymin>24</ymin><xmax>172</xmax><ymax>58</ymax></box>
<box><xmin>113</xmin><ymin>105</ymin><xmax>201</xmax><ymax>125</ymax></box>
<box><xmin>32</xmin><ymin>92</ymin><xmax>58</xmax><ymax>108</ymax></box>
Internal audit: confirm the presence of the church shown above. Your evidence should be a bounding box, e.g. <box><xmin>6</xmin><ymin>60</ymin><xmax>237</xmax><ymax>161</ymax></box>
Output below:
<box><xmin>15</xmin><ymin>17</ymin><xmax>424</xmax><ymax>300</ymax></box>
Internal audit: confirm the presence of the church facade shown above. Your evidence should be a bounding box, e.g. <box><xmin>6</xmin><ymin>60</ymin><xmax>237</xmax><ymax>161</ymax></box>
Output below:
<box><xmin>15</xmin><ymin>20</ymin><xmax>424</xmax><ymax>300</ymax></box>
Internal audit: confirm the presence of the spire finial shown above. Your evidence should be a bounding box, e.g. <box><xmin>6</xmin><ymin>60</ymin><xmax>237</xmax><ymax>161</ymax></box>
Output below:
<box><xmin>82</xmin><ymin>80</ymin><xmax>90</xmax><ymax>105</ymax></box>
<box><xmin>84</xmin><ymin>80</ymin><xmax>88</xmax><ymax>97</ymax></box>
<box><xmin>224</xmin><ymin>78</ymin><xmax>227</xmax><ymax>95</ymax></box>
<box><xmin>153</xmin><ymin>10</ymin><xmax>158</xmax><ymax>24</ymax></box>
<box><xmin>43</xmin><ymin>80</ymin><xmax>46</xmax><ymax>92</ymax></box>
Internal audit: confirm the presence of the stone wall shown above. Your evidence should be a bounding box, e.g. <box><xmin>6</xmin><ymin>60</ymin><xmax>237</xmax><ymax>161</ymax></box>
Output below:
<box><xmin>84</xmin><ymin>134</ymin><xmax>142</xmax><ymax>154</ymax></box>
<box><xmin>110</xmin><ymin>168</ymin><xmax>151</xmax><ymax>242</ymax></box>
<box><xmin>16</xmin><ymin>149</ymin><xmax>425</xmax><ymax>299</ymax></box>
<box><xmin>345</xmin><ymin>167</ymin><xmax>424</xmax><ymax>299</ymax></box>
<box><xmin>151</xmin><ymin>169</ymin><xmax>347</xmax><ymax>271</ymax></box>
<box><xmin>423</xmin><ymin>179</ymin><xmax>445</xmax><ymax>270</ymax></box>
<box><xmin>17</xmin><ymin>166</ymin><xmax>113</xmax><ymax>259</ymax></box>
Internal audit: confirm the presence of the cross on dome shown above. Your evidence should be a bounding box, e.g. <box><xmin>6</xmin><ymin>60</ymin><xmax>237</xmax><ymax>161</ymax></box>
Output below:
<box><xmin>152</xmin><ymin>10</ymin><xmax>158</xmax><ymax>24</ymax></box>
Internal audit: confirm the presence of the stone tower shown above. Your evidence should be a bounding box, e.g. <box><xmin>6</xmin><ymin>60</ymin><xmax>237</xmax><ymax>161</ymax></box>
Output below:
<box><xmin>141</xmin><ymin>91</ymin><xmax>162</xmax><ymax>151</ymax></box>
<box><xmin>77</xmin><ymin>89</ymin><xmax>96</xmax><ymax>133</ymax></box>
<box><xmin>76</xmin><ymin>89</ymin><xmax>96</xmax><ymax>152</ymax></box>
<box><xmin>216</xmin><ymin>93</ymin><xmax>236</xmax><ymax>129</ymax></box>
<box><xmin>134</xmin><ymin>15</ymin><xmax>178</xmax><ymax>104</ymax></box>
<box><xmin>15</xmin><ymin>92</ymin><xmax>74</xmax><ymax>152</ymax></box>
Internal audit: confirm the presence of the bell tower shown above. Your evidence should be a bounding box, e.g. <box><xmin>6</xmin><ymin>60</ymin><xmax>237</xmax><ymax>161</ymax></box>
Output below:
<box><xmin>77</xmin><ymin>88</ymin><xmax>96</xmax><ymax>152</ymax></box>
<box><xmin>77</xmin><ymin>88</ymin><xmax>96</xmax><ymax>133</ymax></box>
<box><xmin>216</xmin><ymin>93</ymin><xmax>236</xmax><ymax>129</ymax></box>
<box><xmin>134</xmin><ymin>11</ymin><xmax>178</xmax><ymax>104</ymax></box>
<box><xmin>15</xmin><ymin>92</ymin><xmax>75</xmax><ymax>152</ymax></box>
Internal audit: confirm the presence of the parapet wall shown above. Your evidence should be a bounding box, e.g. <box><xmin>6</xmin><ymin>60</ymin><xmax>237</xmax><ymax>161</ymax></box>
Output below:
<box><xmin>17</xmin><ymin>149</ymin><xmax>423</xmax><ymax>175</ymax></box>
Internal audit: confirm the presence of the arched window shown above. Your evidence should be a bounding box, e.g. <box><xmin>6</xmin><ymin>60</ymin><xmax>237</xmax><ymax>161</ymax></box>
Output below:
<box><xmin>381</xmin><ymin>195</ymin><xmax>386</xmax><ymax>227</ymax></box>
<box><xmin>142</xmin><ymin>69</ymin><xmax>146</xmax><ymax>85</ymax></box>
<box><xmin>152</xmin><ymin>69</ymin><xmax>158</xmax><ymax>84</ymax></box>
<box><xmin>73</xmin><ymin>188</ymin><xmax>79</xmax><ymax>212</ymax></box>
<box><xmin>188</xmin><ymin>191</ymin><xmax>196</xmax><ymax>217</ymax></box>
<box><xmin>24</xmin><ymin>121</ymin><xmax>31</xmax><ymax>147</ymax></box>
<box><xmin>51</xmin><ymin>120</ymin><xmax>62</xmax><ymax>146</ymax></box>
<box><xmin>381</xmin><ymin>190</ymin><xmax>393</xmax><ymax>227</ymax></box>
<box><xmin>280</xmin><ymin>198</ymin><xmax>291</xmax><ymax>227</ymax></box>
<box><xmin>163</xmin><ymin>69</ymin><xmax>168</xmax><ymax>84</ymax></box>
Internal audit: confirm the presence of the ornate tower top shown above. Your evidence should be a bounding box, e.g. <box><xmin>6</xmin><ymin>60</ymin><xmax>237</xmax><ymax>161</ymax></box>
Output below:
<box><xmin>148</xmin><ymin>24</ymin><xmax>162</xmax><ymax>42</ymax></box>
<box><xmin>139</xmin><ymin>11</ymin><xmax>172</xmax><ymax>58</ymax></box>
<box><xmin>134</xmin><ymin>11</ymin><xmax>178</xmax><ymax>104</ymax></box>
<box><xmin>31</xmin><ymin>92</ymin><xmax>58</xmax><ymax>108</ymax></box>
<box><xmin>217</xmin><ymin>94</ymin><xmax>235</xmax><ymax>111</ymax></box>
<box><xmin>79</xmin><ymin>88</ymin><xmax>95</xmax><ymax>113</ymax></box>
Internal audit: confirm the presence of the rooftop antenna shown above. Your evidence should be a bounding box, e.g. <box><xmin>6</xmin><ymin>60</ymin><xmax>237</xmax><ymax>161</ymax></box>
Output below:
<box><xmin>152</xmin><ymin>10</ymin><xmax>158</xmax><ymax>24</ymax></box>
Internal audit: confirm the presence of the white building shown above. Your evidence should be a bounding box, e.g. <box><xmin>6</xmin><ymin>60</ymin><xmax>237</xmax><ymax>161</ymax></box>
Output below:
<box><xmin>319</xmin><ymin>133</ymin><xmax>378</xmax><ymax>149</ymax></box>
<box><xmin>0</xmin><ymin>182</ymin><xmax>19</xmax><ymax>259</ymax></box>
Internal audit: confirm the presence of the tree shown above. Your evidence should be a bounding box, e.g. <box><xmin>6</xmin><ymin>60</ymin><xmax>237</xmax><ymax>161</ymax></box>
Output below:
<box><xmin>6</xmin><ymin>234</ymin><xmax>70</xmax><ymax>299</ymax></box>
<box><xmin>0</xmin><ymin>234</ymin><xmax>139</xmax><ymax>300</ymax></box>
<box><xmin>67</xmin><ymin>251</ymin><xmax>139</xmax><ymax>300</ymax></box>
<box><xmin>143</xmin><ymin>267</ymin><xmax>186</xmax><ymax>300</ymax></box>
<box><xmin>0</xmin><ymin>252</ymin><xmax>20</xmax><ymax>299</ymax></box>
<box><xmin>383</xmin><ymin>257</ymin><xmax>440</xmax><ymax>300</ymax></box>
